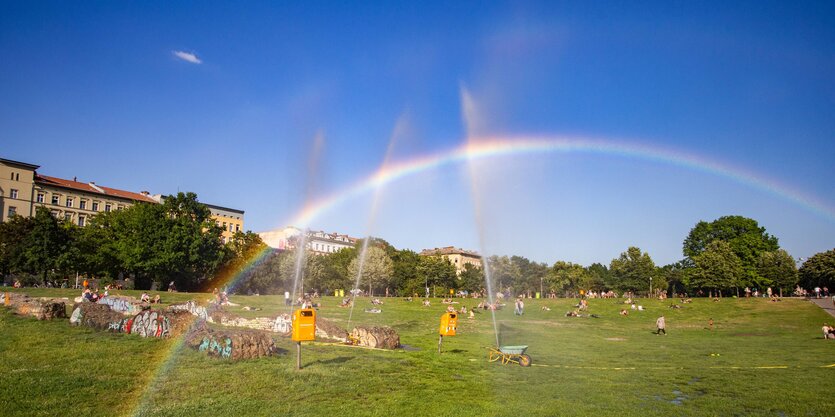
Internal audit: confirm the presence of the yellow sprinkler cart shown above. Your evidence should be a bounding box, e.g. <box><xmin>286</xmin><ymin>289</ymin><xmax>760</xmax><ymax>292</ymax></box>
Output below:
<box><xmin>488</xmin><ymin>345</ymin><xmax>532</xmax><ymax>367</ymax></box>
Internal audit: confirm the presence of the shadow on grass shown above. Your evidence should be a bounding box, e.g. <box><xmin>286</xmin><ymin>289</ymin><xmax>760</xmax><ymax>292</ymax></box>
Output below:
<box><xmin>312</xmin><ymin>356</ymin><xmax>354</xmax><ymax>365</ymax></box>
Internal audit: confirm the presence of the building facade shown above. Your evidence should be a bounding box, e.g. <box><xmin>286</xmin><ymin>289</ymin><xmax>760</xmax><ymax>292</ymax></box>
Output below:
<box><xmin>1</xmin><ymin>157</ymin><xmax>244</xmax><ymax>239</ymax></box>
<box><xmin>420</xmin><ymin>246</ymin><xmax>483</xmax><ymax>275</ymax></box>
<box><xmin>206</xmin><ymin>203</ymin><xmax>245</xmax><ymax>242</ymax></box>
<box><xmin>258</xmin><ymin>226</ymin><xmax>357</xmax><ymax>255</ymax></box>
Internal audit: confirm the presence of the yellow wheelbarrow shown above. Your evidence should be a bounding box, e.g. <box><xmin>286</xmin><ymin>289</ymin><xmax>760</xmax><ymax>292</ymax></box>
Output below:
<box><xmin>488</xmin><ymin>345</ymin><xmax>531</xmax><ymax>367</ymax></box>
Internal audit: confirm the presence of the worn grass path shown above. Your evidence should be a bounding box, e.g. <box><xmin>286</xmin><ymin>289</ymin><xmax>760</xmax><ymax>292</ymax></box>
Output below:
<box><xmin>1</xmin><ymin>288</ymin><xmax>833</xmax><ymax>416</ymax></box>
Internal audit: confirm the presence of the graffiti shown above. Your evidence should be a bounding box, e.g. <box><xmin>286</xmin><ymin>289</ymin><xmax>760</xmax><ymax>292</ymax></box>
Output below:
<box><xmin>130</xmin><ymin>310</ymin><xmax>170</xmax><ymax>338</ymax></box>
<box><xmin>70</xmin><ymin>307</ymin><xmax>83</xmax><ymax>324</ymax></box>
<box><xmin>274</xmin><ymin>314</ymin><xmax>291</xmax><ymax>334</ymax></box>
<box><xmin>98</xmin><ymin>296</ymin><xmax>141</xmax><ymax>315</ymax></box>
<box><xmin>168</xmin><ymin>300</ymin><xmax>208</xmax><ymax>320</ymax></box>
<box><xmin>198</xmin><ymin>336</ymin><xmax>233</xmax><ymax>358</ymax></box>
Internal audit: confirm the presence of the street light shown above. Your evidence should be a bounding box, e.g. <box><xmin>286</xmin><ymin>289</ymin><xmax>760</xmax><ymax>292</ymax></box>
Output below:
<box><xmin>649</xmin><ymin>277</ymin><xmax>653</xmax><ymax>298</ymax></box>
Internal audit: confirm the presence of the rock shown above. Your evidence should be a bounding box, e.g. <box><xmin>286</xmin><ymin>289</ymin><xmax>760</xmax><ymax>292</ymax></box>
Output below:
<box><xmin>349</xmin><ymin>326</ymin><xmax>400</xmax><ymax>349</ymax></box>
<box><xmin>316</xmin><ymin>318</ymin><xmax>348</xmax><ymax>342</ymax></box>
<box><xmin>2</xmin><ymin>292</ymin><xmax>67</xmax><ymax>320</ymax></box>
<box><xmin>70</xmin><ymin>303</ymin><xmax>191</xmax><ymax>338</ymax></box>
<box><xmin>185</xmin><ymin>324</ymin><xmax>276</xmax><ymax>360</ymax></box>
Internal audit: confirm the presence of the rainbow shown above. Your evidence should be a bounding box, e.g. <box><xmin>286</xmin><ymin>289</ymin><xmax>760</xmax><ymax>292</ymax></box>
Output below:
<box><xmin>207</xmin><ymin>134</ymin><xmax>833</xmax><ymax>293</ymax></box>
<box><xmin>130</xmin><ymin>134</ymin><xmax>832</xmax><ymax>414</ymax></box>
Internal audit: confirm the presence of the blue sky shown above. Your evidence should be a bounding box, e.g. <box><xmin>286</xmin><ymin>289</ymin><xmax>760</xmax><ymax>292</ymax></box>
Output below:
<box><xmin>2</xmin><ymin>1</ymin><xmax>833</xmax><ymax>266</ymax></box>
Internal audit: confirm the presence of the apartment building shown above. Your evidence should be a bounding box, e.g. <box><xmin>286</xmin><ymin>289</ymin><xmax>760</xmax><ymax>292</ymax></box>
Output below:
<box><xmin>258</xmin><ymin>226</ymin><xmax>357</xmax><ymax>255</ymax></box>
<box><xmin>419</xmin><ymin>246</ymin><xmax>483</xmax><ymax>275</ymax></box>
<box><xmin>1</xmin><ymin>158</ymin><xmax>245</xmax><ymax>239</ymax></box>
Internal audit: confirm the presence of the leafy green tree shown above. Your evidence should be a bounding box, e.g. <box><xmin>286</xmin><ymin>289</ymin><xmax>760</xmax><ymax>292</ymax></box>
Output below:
<box><xmin>757</xmin><ymin>249</ymin><xmax>797</xmax><ymax>292</ymax></box>
<box><xmin>683</xmin><ymin>216</ymin><xmax>779</xmax><ymax>286</ymax></box>
<box><xmin>486</xmin><ymin>255</ymin><xmax>520</xmax><ymax>293</ymax></box>
<box><xmin>347</xmin><ymin>245</ymin><xmax>393</xmax><ymax>296</ymax></box>
<box><xmin>20</xmin><ymin>207</ymin><xmax>73</xmax><ymax>284</ymax></box>
<box><xmin>416</xmin><ymin>255</ymin><xmax>457</xmax><ymax>296</ymax></box>
<box><xmin>660</xmin><ymin>261</ymin><xmax>690</xmax><ymax>295</ymax></box>
<box><xmin>160</xmin><ymin>193</ymin><xmax>226</xmax><ymax>290</ymax></box>
<box><xmin>0</xmin><ymin>214</ymin><xmax>34</xmax><ymax>278</ymax></box>
<box><xmin>798</xmin><ymin>249</ymin><xmax>835</xmax><ymax>289</ymax></box>
<box><xmin>321</xmin><ymin>246</ymin><xmax>357</xmax><ymax>294</ymax></box>
<box><xmin>609</xmin><ymin>247</ymin><xmax>656</xmax><ymax>294</ymax></box>
<box><xmin>390</xmin><ymin>249</ymin><xmax>421</xmax><ymax>296</ymax></box>
<box><xmin>458</xmin><ymin>263</ymin><xmax>485</xmax><ymax>293</ymax></box>
<box><xmin>585</xmin><ymin>263</ymin><xmax>610</xmax><ymax>291</ymax></box>
<box><xmin>687</xmin><ymin>240</ymin><xmax>743</xmax><ymax>294</ymax></box>
<box><xmin>547</xmin><ymin>261</ymin><xmax>588</xmax><ymax>295</ymax></box>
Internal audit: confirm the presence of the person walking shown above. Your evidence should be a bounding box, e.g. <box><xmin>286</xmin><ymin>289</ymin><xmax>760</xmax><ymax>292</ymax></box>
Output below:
<box><xmin>656</xmin><ymin>315</ymin><xmax>667</xmax><ymax>335</ymax></box>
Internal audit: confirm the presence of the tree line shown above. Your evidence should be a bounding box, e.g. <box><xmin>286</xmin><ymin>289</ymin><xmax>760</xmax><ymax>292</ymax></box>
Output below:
<box><xmin>1</xmin><ymin>203</ymin><xmax>833</xmax><ymax>296</ymax></box>
<box><xmin>238</xmin><ymin>215</ymin><xmax>832</xmax><ymax>297</ymax></box>
<box><xmin>0</xmin><ymin>192</ymin><xmax>265</xmax><ymax>291</ymax></box>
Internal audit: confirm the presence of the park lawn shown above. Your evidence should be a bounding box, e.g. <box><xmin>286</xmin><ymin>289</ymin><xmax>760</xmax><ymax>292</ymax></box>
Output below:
<box><xmin>1</xmin><ymin>289</ymin><xmax>833</xmax><ymax>416</ymax></box>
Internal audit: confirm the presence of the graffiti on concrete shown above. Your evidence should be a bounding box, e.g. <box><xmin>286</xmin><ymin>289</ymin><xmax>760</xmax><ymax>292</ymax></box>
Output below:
<box><xmin>167</xmin><ymin>300</ymin><xmax>208</xmax><ymax>320</ymax></box>
<box><xmin>97</xmin><ymin>296</ymin><xmax>142</xmax><ymax>315</ymax></box>
<box><xmin>273</xmin><ymin>314</ymin><xmax>291</xmax><ymax>334</ymax></box>
<box><xmin>131</xmin><ymin>310</ymin><xmax>170</xmax><ymax>338</ymax></box>
<box><xmin>198</xmin><ymin>336</ymin><xmax>233</xmax><ymax>359</ymax></box>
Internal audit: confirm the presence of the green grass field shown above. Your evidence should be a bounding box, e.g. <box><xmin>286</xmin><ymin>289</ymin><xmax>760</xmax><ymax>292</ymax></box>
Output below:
<box><xmin>1</xmin><ymin>288</ymin><xmax>833</xmax><ymax>416</ymax></box>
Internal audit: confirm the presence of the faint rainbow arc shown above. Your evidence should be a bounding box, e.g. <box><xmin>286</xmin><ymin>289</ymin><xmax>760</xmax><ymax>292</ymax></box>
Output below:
<box><xmin>287</xmin><ymin>135</ymin><xmax>835</xmax><ymax>228</ymax></box>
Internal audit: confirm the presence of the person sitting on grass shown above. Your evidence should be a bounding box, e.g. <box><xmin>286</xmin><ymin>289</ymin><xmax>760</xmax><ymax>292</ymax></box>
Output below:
<box><xmin>565</xmin><ymin>310</ymin><xmax>579</xmax><ymax>317</ymax></box>
<box><xmin>619</xmin><ymin>309</ymin><xmax>629</xmax><ymax>316</ymax></box>
<box><xmin>541</xmin><ymin>305</ymin><xmax>551</xmax><ymax>311</ymax></box>
<box><xmin>422</xmin><ymin>299</ymin><xmax>431</xmax><ymax>307</ymax></box>
<box><xmin>468</xmin><ymin>309</ymin><xmax>475</xmax><ymax>319</ymax></box>
<box><xmin>823</xmin><ymin>323</ymin><xmax>835</xmax><ymax>340</ymax></box>
<box><xmin>140</xmin><ymin>292</ymin><xmax>150</xmax><ymax>303</ymax></box>
<box><xmin>152</xmin><ymin>294</ymin><xmax>161</xmax><ymax>304</ymax></box>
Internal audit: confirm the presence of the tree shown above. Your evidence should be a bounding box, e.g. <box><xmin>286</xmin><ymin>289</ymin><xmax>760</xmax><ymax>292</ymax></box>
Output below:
<box><xmin>683</xmin><ymin>216</ymin><xmax>779</xmax><ymax>286</ymax></box>
<box><xmin>609</xmin><ymin>247</ymin><xmax>656</xmax><ymax>294</ymax></box>
<box><xmin>757</xmin><ymin>249</ymin><xmax>797</xmax><ymax>292</ymax></box>
<box><xmin>0</xmin><ymin>214</ymin><xmax>34</xmax><ymax>278</ymax></box>
<box><xmin>390</xmin><ymin>249</ymin><xmax>421</xmax><ymax>296</ymax></box>
<box><xmin>458</xmin><ymin>263</ymin><xmax>485</xmax><ymax>293</ymax></box>
<box><xmin>347</xmin><ymin>246</ymin><xmax>393</xmax><ymax>295</ymax></box>
<box><xmin>547</xmin><ymin>261</ymin><xmax>587</xmax><ymax>295</ymax></box>
<box><xmin>585</xmin><ymin>263</ymin><xmax>610</xmax><ymax>291</ymax></box>
<box><xmin>486</xmin><ymin>255</ymin><xmax>520</xmax><ymax>294</ymax></box>
<box><xmin>799</xmin><ymin>249</ymin><xmax>835</xmax><ymax>289</ymax></box>
<box><xmin>416</xmin><ymin>255</ymin><xmax>457</xmax><ymax>296</ymax></box>
<box><xmin>687</xmin><ymin>240</ymin><xmax>743</xmax><ymax>294</ymax></box>
<box><xmin>20</xmin><ymin>207</ymin><xmax>73</xmax><ymax>284</ymax></box>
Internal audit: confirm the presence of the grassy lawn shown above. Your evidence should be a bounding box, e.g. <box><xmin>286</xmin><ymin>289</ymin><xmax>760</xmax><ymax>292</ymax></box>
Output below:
<box><xmin>1</xmin><ymin>288</ymin><xmax>833</xmax><ymax>416</ymax></box>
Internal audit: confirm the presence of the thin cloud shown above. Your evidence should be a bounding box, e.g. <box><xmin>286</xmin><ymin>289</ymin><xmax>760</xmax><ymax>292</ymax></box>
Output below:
<box><xmin>172</xmin><ymin>50</ymin><xmax>202</xmax><ymax>64</ymax></box>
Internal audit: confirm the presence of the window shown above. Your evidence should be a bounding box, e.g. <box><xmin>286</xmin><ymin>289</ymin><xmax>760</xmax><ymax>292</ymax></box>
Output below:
<box><xmin>50</xmin><ymin>210</ymin><xmax>59</xmax><ymax>217</ymax></box>
<box><xmin>37</xmin><ymin>193</ymin><xmax>44</xmax><ymax>203</ymax></box>
<box><xmin>235</xmin><ymin>225</ymin><xmax>240</xmax><ymax>232</ymax></box>
<box><xmin>52</xmin><ymin>195</ymin><xmax>60</xmax><ymax>205</ymax></box>
<box><xmin>64</xmin><ymin>213</ymin><xmax>72</xmax><ymax>221</ymax></box>
<box><xmin>223</xmin><ymin>222</ymin><xmax>227</xmax><ymax>229</ymax></box>
<box><xmin>7</xmin><ymin>206</ymin><xmax>16</xmax><ymax>217</ymax></box>
<box><xmin>10</xmin><ymin>189</ymin><xmax>18</xmax><ymax>199</ymax></box>
<box><xmin>10</xmin><ymin>172</ymin><xmax>19</xmax><ymax>181</ymax></box>
<box><xmin>104</xmin><ymin>204</ymin><xmax>112</xmax><ymax>212</ymax></box>
<box><xmin>78</xmin><ymin>216</ymin><xmax>85</xmax><ymax>227</ymax></box>
<box><xmin>92</xmin><ymin>202</ymin><xmax>99</xmax><ymax>211</ymax></box>
<box><xmin>66</xmin><ymin>197</ymin><xmax>73</xmax><ymax>207</ymax></box>
<box><xmin>117</xmin><ymin>205</ymin><xmax>124</xmax><ymax>210</ymax></box>
<box><xmin>80</xmin><ymin>200</ymin><xmax>87</xmax><ymax>210</ymax></box>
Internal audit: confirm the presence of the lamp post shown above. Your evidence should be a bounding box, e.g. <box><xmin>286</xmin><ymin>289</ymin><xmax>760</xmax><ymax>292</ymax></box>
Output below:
<box><xmin>649</xmin><ymin>277</ymin><xmax>653</xmax><ymax>298</ymax></box>
<box><xmin>540</xmin><ymin>277</ymin><xmax>543</xmax><ymax>298</ymax></box>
